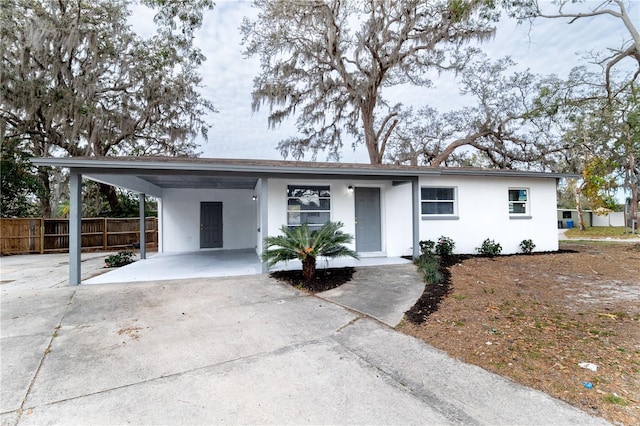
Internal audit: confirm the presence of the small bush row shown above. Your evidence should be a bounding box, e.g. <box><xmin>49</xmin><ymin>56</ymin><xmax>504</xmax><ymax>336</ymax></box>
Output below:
<box><xmin>419</xmin><ymin>237</ymin><xmax>536</xmax><ymax>257</ymax></box>
<box><xmin>419</xmin><ymin>236</ymin><xmax>455</xmax><ymax>257</ymax></box>
<box><xmin>477</xmin><ymin>239</ymin><xmax>502</xmax><ymax>257</ymax></box>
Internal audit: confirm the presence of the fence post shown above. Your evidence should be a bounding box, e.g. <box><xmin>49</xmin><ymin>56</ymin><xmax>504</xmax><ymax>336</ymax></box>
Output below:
<box><xmin>40</xmin><ymin>218</ymin><xmax>45</xmax><ymax>254</ymax></box>
<box><xmin>103</xmin><ymin>218</ymin><xmax>107</xmax><ymax>251</ymax></box>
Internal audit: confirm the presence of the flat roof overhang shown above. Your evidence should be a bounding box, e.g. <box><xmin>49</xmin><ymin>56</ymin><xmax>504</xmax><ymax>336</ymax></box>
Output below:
<box><xmin>32</xmin><ymin>156</ymin><xmax>574</xmax><ymax>197</ymax></box>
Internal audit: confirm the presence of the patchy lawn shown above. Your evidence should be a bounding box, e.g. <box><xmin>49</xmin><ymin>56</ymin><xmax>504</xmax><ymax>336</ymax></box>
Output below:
<box><xmin>565</xmin><ymin>226</ymin><xmax>638</xmax><ymax>239</ymax></box>
<box><xmin>399</xmin><ymin>241</ymin><xmax>640</xmax><ymax>425</ymax></box>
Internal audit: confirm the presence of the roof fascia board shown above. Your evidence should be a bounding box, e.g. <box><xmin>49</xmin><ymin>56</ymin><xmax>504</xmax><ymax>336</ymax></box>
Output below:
<box><xmin>76</xmin><ymin>168</ymin><xmax>420</xmax><ymax>182</ymax></box>
<box><xmin>32</xmin><ymin>157</ymin><xmax>576</xmax><ymax>179</ymax></box>
<box><xmin>33</xmin><ymin>157</ymin><xmax>440</xmax><ymax>178</ymax></box>
<box><xmin>438</xmin><ymin>168</ymin><xmax>576</xmax><ymax>179</ymax></box>
<box><xmin>84</xmin><ymin>173</ymin><xmax>163</xmax><ymax>198</ymax></box>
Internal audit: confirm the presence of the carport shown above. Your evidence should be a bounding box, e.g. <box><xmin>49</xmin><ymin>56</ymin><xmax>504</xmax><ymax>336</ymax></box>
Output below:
<box><xmin>33</xmin><ymin>157</ymin><xmax>272</xmax><ymax>286</ymax></box>
<box><xmin>32</xmin><ymin>157</ymin><xmax>424</xmax><ymax>286</ymax></box>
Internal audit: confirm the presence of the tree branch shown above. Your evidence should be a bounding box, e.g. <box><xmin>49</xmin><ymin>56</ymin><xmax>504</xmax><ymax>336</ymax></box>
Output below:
<box><xmin>430</xmin><ymin>129</ymin><xmax>492</xmax><ymax>166</ymax></box>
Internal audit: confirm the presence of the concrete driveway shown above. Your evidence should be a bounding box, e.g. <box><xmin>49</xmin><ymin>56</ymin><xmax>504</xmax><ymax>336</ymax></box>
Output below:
<box><xmin>1</xmin><ymin>258</ymin><xmax>607</xmax><ymax>425</ymax></box>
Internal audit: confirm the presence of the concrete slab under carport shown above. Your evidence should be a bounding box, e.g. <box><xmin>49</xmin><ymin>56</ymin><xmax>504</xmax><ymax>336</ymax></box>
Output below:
<box><xmin>83</xmin><ymin>249</ymin><xmax>262</xmax><ymax>284</ymax></box>
<box><xmin>83</xmin><ymin>249</ymin><xmax>412</xmax><ymax>285</ymax></box>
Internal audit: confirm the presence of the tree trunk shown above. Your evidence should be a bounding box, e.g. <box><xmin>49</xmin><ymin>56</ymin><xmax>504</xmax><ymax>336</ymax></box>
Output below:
<box><xmin>362</xmin><ymin>98</ymin><xmax>383</xmax><ymax>164</ymax></box>
<box><xmin>363</xmin><ymin>119</ymin><xmax>381</xmax><ymax>164</ymax></box>
<box><xmin>575</xmin><ymin>185</ymin><xmax>586</xmax><ymax>231</ymax></box>
<box><xmin>37</xmin><ymin>168</ymin><xmax>52</xmax><ymax>218</ymax></box>
<box><xmin>628</xmin><ymin>153</ymin><xmax>638</xmax><ymax>232</ymax></box>
<box><xmin>630</xmin><ymin>180</ymin><xmax>638</xmax><ymax>232</ymax></box>
<box><xmin>302</xmin><ymin>256</ymin><xmax>316</xmax><ymax>282</ymax></box>
<box><xmin>99</xmin><ymin>183</ymin><xmax>119</xmax><ymax>214</ymax></box>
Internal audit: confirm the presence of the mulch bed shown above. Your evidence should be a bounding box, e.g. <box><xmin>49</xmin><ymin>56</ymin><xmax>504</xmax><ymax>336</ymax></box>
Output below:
<box><xmin>404</xmin><ymin>252</ymin><xmax>578</xmax><ymax>325</ymax></box>
<box><xmin>269</xmin><ymin>267</ymin><xmax>355</xmax><ymax>292</ymax></box>
<box><xmin>404</xmin><ymin>256</ymin><xmax>457</xmax><ymax>324</ymax></box>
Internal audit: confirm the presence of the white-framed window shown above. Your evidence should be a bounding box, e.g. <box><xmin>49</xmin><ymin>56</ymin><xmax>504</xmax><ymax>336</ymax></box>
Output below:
<box><xmin>287</xmin><ymin>185</ymin><xmax>331</xmax><ymax>231</ymax></box>
<box><xmin>508</xmin><ymin>188</ymin><xmax>529</xmax><ymax>215</ymax></box>
<box><xmin>421</xmin><ymin>187</ymin><xmax>457</xmax><ymax>218</ymax></box>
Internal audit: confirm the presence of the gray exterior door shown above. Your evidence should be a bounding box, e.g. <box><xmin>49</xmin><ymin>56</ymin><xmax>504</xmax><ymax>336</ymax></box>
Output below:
<box><xmin>355</xmin><ymin>187</ymin><xmax>381</xmax><ymax>252</ymax></box>
<box><xmin>200</xmin><ymin>202</ymin><xmax>222</xmax><ymax>248</ymax></box>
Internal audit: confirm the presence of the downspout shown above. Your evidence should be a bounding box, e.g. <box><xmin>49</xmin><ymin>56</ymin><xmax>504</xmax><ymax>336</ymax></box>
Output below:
<box><xmin>412</xmin><ymin>176</ymin><xmax>420</xmax><ymax>259</ymax></box>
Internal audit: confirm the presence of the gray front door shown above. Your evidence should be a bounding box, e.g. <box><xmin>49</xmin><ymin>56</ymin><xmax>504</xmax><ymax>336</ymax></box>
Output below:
<box><xmin>200</xmin><ymin>202</ymin><xmax>222</xmax><ymax>248</ymax></box>
<box><xmin>355</xmin><ymin>187</ymin><xmax>381</xmax><ymax>252</ymax></box>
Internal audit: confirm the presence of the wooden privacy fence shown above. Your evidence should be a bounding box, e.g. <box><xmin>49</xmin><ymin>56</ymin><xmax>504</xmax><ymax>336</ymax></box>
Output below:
<box><xmin>0</xmin><ymin>217</ymin><xmax>158</xmax><ymax>255</ymax></box>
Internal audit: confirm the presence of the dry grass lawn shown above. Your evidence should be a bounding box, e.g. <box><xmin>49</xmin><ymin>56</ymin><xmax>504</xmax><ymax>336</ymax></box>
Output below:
<box><xmin>400</xmin><ymin>241</ymin><xmax>640</xmax><ymax>425</ymax></box>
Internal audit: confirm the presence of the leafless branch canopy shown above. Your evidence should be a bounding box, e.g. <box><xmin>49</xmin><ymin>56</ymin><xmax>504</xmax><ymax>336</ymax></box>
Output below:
<box><xmin>242</xmin><ymin>0</ymin><xmax>500</xmax><ymax>163</ymax></box>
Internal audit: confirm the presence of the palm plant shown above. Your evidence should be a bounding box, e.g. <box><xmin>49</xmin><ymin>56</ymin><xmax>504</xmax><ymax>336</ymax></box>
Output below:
<box><xmin>262</xmin><ymin>221</ymin><xmax>359</xmax><ymax>281</ymax></box>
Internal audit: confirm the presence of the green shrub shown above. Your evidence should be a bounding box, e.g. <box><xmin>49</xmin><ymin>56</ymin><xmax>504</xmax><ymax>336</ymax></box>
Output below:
<box><xmin>477</xmin><ymin>239</ymin><xmax>502</xmax><ymax>257</ymax></box>
<box><xmin>415</xmin><ymin>254</ymin><xmax>443</xmax><ymax>284</ymax></box>
<box><xmin>261</xmin><ymin>221</ymin><xmax>358</xmax><ymax>281</ymax></box>
<box><xmin>105</xmin><ymin>251</ymin><xmax>134</xmax><ymax>268</ymax></box>
<box><xmin>435</xmin><ymin>236</ymin><xmax>455</xmax><ymax>257</ymax></box>
<box><xmin>519</xmin><ymin>239</ymin><xmax>536</xmax><ymax>254</ymax></box>
<box><xmin>419</xmin><ymin>240</ymin><xmax>435</xmax><ymax>255</ymax></box>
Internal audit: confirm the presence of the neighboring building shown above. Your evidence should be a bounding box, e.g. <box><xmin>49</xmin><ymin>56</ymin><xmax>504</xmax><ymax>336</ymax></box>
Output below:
<box><xmin>557</xmin><ymin>209</ymin><xmax>593</xmax><ymax>229</ymax></box>
<box><xmin>557</xmin><ymin>209</ymin><xmax>628</xmax><ymax>228</ymax></box>
<box><xmin>33</xmin><ymin>157</ymin><xmax>567</xmax><ymax>285</ymax></box>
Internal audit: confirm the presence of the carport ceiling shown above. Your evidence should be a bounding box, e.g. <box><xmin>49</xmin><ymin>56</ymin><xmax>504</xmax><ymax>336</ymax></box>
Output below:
<box><xmin>140</xmin><ymin>175</ymin><xmax>258</xmax><ymax>189</ymax></box>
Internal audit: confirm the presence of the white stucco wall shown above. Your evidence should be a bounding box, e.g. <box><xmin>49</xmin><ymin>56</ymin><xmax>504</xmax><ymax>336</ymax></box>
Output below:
<box><xmin>266</xmin><ymin>178</ymin><xmax>413</xmax><ymax>256</ymax></box>
<box><xmin>385</xmin><ymin>182</ymin><xmax>413</xmax><ymax>257</ymax></box>
<box><xmin>267</xmin><ymin>179</ymin><xmax>288</xmax><ymax>237</ymax></box>
<box><xmin>161</xmin><ymin>188</ymin><xmax>257</xmax><ymax>252</ymax></box>
<box><xmin>158</xmin><ymin>174</ymin><xmax>557</xmax><ymax>256</ymax></box>
<box><xmin>419</xmin><ymin>176</ymin><xmax>558</xmax><ymax>254</ymax></box>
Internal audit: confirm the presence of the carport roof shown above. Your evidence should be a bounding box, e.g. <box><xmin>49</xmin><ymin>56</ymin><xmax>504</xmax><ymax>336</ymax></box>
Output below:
<box><xmin>32</xmin><ymin>156</ymin><xmax>571</xmax><ymax>197</ymax></box>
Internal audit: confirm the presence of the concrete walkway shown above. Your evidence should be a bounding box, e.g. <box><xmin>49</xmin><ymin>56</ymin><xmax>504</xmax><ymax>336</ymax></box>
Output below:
<box><xmin>318</xmin><ymin>264</ymin><xmax>425</xmax><ymax>327</ymax></box>
<box><xmin>0</xmin><ymin>255</ymin><xmax>608</xmax><ymax>425</ymax></box>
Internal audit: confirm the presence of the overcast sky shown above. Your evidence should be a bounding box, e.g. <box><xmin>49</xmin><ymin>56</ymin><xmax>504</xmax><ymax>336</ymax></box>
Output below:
<box><xmin>132</xmin><ymin>0</ymin><xmax>637</xmax><ymax>163</ymax></box>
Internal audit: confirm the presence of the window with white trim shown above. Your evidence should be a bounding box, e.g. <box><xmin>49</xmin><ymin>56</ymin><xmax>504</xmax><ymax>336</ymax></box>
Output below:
<box><xmin>508</xmin><ymin>188</ymin><xmax>529</xmax><ymax>215</ymax></box>
<box><xmin>287</xmin><ymin>185</ymin><xmax>331</xmax><ymax>231</ymax></box>
<box><xmin>421</xmin><ymin>187</ymin><xmax>457</xmax><ymax>217</ymax></box>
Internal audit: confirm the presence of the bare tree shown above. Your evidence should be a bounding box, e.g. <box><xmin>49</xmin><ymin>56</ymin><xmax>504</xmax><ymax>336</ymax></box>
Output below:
<box><xmin>241</xmin><ymin>0</ymin><xmax>500</xmax><ymax>164</ymax></box>
<box><xmin>386</xmin><ymin>56</ymin><xmax>570</xmax><ymax>169</ymax></box>
<box><xmin>507</xmin><ymin>0</ymin><xmax>639</xmax><ymax>99</ymax></box>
